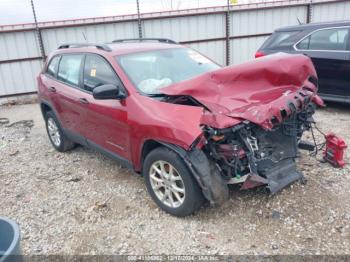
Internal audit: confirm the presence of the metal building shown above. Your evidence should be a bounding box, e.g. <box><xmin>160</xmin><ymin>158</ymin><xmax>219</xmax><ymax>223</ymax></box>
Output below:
<box><xmin>0</xmin><ymin>0</ymin><xmax>349</xmax><ymax>99</ymax></box>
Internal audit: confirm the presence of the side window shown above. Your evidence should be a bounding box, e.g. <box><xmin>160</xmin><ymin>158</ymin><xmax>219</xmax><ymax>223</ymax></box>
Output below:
<box><xmin>261</xmin><ymin>31</ymin><xmax>301</xmax><ymax>49</ymax></box>
<box><xmin>57</xmin><ymin>55</ymin><xmax>84</xmax><ymax>86</ymax></box>
<box><xmin>297</xmin><ymin>36</ymin><xmax>310</xmax><ymax>50</ymax></box>
<box><xmin>83</xmin><ymin>55</ymin><xmax>119</xmax><ymax>92</ymax></box>
<box><xmin>46</xmin><ymin>56</ymin><xmax>60</xmax><ymax>78</ymax></box>
<box><xmin>297</xmin><ymin>28</ymin><xmax>349</xmax><ymax>51</ymax></box>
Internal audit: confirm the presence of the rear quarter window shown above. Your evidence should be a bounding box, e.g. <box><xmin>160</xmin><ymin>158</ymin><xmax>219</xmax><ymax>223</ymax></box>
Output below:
<box><xmin>46</xmin><ymin>56</ymin><xmax>60</xmax><ymax>78</ymax></box>
<box><xmin>261</xmin><ymin>31</ymin><xmax>301</xmax><ymax>50</ymax></box>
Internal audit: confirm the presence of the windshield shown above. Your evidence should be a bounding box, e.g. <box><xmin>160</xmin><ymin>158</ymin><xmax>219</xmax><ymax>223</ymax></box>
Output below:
<box><xmin>116</xmin><ymin>48</ymin><xmax>220</xmax><ymax>95</ymax></box>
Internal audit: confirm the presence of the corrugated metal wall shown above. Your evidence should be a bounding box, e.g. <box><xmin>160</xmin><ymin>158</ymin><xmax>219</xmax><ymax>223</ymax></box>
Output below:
<box><xmin>312</xmin><ymin>1</ymin><xmax>350</xmax><ymax>22</ymax></box>
<box><xmin>0</xmin><ymin>60</ymin><xmax>42</xmax><ymax>95</ymax></box>
<box><xmin>41</xmin><ymin>21</ymin><xmax>140</xmax><ymax>53</ymax></box>
<box><xmin>143</xmin><ymin>13</ymin><xmax>227</xmax><ymax>65</ymax></box>
<box><xmin>0</xmin><ymin>31</ymin><xmax>40</xmax><ymax>60</ymax></box>
<box><xmin>188</xmin><ymin>41</ymin><xmax>226</xmax><ymax>66</ymax></box>
<box><xmin>0</xmin><ymin>0</ymin><xmax>349</xmax><ymax>97</ymax></box>
<box><xmin>0</xmin><ymin>30</ymin><xmax>43</xmax><ymax>95</ymax></box>
<box><xmin>229</xmin><ymin>5</ymin><xmax>307</xmax><ymax>64</ymax></box>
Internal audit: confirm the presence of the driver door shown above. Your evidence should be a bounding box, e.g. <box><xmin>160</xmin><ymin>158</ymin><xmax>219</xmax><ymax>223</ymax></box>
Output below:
<box><xmin>81</xmin><ymin>54</ymin><xmax>130</xmax><ymax>161</ymax></box>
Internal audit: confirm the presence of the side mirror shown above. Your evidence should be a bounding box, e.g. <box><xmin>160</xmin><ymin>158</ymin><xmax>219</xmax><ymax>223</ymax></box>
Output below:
<box><xmin>92</xmin><ymin>84</ymin><xmax>126</xmax><ymax>100</ymax></box>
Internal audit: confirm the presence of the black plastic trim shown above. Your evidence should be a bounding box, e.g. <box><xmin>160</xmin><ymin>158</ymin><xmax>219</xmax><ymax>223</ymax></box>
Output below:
<box><xmin>112</xmin><ymin>38</ymin><xmax>177</xmax><ymax>44</ymax></box>
<box><xmin>157</xmin><ymin>141</ymin><xmax>229</xmax><ymax>205</ymax></box>
<box><xmin>58</xmin><ymin>43</ymin><xmax>112</xmax><ymax>52</ymax></box>
<box><xmin>87</xmin><ymin>139</ymin><xmax>133</xmax><ymax>169</ymax></box>
<box><xmin>63</xmin><ymin>128</ymin><xmax>88</xmax><ymax>146</ymax></box>
<box><xmin>63</xmin><ymin>127</ymin><xmax>133</xmax><ymax>169</ymax></box>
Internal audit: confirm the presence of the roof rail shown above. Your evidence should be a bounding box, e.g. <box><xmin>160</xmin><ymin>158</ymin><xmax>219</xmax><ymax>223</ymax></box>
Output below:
<box><xmin>58</xmin><ymin>43</ymin><xmax>112</xmax><ymax>51</ymax></box>
<box><xmin>112</xmin><ymin>38</ymin><xmax>178</xmax><ymax>44</ymax></box>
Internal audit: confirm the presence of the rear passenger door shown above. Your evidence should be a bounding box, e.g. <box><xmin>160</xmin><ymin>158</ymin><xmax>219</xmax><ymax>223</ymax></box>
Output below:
<box><xmin>81</xmin><ymin>54</ymin><xmax>130</xmax><ymax>161</ymax></box>
<box><xmin>42</xmin><ymin>55</ymin><xmax>61</xmax><ymax>110</ymax></box>
<box><xmin>295</xmin><ymin>27</ymin><xmax>350</xmax><ymax>97</ymax></box>
<box><xmin>53</xmin><ymin>54</ymin><xmax>89</xmax><ymax>144</ymax></box>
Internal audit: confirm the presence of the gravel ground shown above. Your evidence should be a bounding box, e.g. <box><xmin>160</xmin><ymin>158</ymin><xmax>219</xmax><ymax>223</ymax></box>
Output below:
<box><xmin>0</xmin><ymin>102</ymin><xmax>349</xmax><ymax>255</ymax></box>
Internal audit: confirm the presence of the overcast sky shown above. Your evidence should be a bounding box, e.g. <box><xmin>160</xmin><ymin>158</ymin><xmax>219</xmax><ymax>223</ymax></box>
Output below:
<box><xmin>0</xmin><ymin>0</ymin><xmax>236</xmax><ymax>25</ymax></box>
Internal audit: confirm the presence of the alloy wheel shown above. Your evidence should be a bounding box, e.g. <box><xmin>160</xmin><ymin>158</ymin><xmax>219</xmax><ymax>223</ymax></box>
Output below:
<box><xmin>149</xmin><ymin>160</ymin><xmax>185</xmax><ymax>208</ymax></box>
<box><xmin>47</xmin><ymin>117</ymin><xmax>61</xmax><ymax>147</ymax></box>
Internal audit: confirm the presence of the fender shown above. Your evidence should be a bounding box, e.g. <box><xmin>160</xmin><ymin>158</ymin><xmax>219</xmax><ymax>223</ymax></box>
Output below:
<box><xmin>158</xmin><ymin>141</ymin><xmax>229</xmax><ymax>205</ymax></box>
<box><xmin>39</xmin><ymin>99</ymin><xmax>61</xmax><ymax>122</ymax></box>
<box><xmin>39</xmin><ymin>99</ymin><xmax>87</xmax><ymax>146</ymax></box>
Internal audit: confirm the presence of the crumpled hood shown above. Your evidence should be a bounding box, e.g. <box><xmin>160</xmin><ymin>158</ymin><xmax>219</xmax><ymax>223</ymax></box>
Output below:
<box><xmin>162</xmin><ymin>53</ymin><xmax>320</xmax><ymax>129</ymax></box>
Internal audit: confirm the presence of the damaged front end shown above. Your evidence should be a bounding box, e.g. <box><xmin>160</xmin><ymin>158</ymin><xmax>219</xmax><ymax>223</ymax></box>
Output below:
<box><xmin>158</xmin><ymin>53</ymin><xmax>327</xmax><ymax>203</ymax></box>
<box><xmin>203</xmin><ymin>96</ymin><xmax>317</xmax><ymax>194</ymax></box>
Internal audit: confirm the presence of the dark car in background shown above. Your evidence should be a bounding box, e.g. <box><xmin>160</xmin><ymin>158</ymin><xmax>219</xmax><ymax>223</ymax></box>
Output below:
<box><xmin>256</xmin><ymin>21</ymin><xmax>350</xmax><ymax>103</ymax></box>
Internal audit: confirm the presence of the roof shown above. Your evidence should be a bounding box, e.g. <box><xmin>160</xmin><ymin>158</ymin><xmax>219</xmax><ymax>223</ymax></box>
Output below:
<box><xmin>54</xmin><ymin>42</ymin><xmax>183</xmax><ymax>56</ymax></box>
<box><xmin>276</xmin><ymin>20</ymin><xmax>350</xmax><ymax>32</ymax></box>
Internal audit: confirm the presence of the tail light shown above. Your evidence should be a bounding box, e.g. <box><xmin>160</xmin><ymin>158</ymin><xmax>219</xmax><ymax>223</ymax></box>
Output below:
<box><xmin>255</xmin><ymin>51</ymin><xmax>265</xmax><ymax>58</ymax></box>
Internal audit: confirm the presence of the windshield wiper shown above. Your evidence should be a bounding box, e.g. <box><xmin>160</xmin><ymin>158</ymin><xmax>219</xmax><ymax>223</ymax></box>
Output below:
<box><xmin>145</xmin><ymin>93</ymin><xmax>166</xmax><ymax>98</ymax></box>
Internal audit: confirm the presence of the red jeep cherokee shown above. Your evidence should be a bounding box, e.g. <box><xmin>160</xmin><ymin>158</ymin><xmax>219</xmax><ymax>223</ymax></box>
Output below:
<box><xmin>37</xmin><ymin>39</ymin><xmax>323</xmax><ymax>216</ymax></box>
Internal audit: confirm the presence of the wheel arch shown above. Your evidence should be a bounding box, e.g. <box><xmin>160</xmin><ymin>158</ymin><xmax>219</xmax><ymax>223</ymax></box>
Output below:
<box><xmin>39</xmin><ymin>100</ymin><xmax>63</xmax><ymax>126</ymax></box>
<box><xmin>140</xmin><ymin>139</ymin><xmax>190</xmax><ymax>172</ymax></box>
<box><xmin>140</xmin><ymin>139</ymin><xmax>164</xmax><ymax>172</ymax></box>
<box><xmin>40</xmin><ymin>100</ymin><xmax>73</xmax><ymax>147</ymax></box>
<box><xmin>140</xmin><ymin>139</ymin><xmax>229</xmax><ymax>205</ymax></box>
<box><xmin>40</xmin><ymin>101</ymin><xmax>53</xmax><ymax>118</ymax></box>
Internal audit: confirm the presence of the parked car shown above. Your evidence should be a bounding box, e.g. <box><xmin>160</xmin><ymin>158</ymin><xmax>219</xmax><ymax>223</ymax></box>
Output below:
<box><xmin>256</xmin><ymin>21</ymin><xmax>350</xmax><ymax>104</ymax></box>
<box><xmin>37</xmin><ymin>39</ymin><xmax>323</xmax><ymax>216</ymax></box>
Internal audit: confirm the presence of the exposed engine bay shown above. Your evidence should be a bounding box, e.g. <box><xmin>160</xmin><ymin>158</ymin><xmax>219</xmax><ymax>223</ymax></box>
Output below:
<box><xmin>159</xmin><ymin>87</ymin><xmax>323</xmax><ymax>195</ymax></box>
<box><xmin>199</xmin><ymin>96</ymin><xmax>318</xmax><ymax>193</ymax></box>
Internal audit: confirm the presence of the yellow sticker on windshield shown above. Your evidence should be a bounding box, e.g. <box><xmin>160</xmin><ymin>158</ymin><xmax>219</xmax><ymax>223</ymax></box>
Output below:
<box><xmin>90</xmin><ymin>68</ymin><xmax>96</xmax><ymax>77</ymax></box>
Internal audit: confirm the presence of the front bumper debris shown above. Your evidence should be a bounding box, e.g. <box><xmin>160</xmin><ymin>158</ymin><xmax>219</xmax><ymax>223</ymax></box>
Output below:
<box><xmin>203</xmin><ymin>101</ymin><xmax>317</xmax><ymax>196</ymax></box>
<box><xmin>263</xmin><ymin>159</ymin><xmax>303</xmax><ymax>194</ymax></box>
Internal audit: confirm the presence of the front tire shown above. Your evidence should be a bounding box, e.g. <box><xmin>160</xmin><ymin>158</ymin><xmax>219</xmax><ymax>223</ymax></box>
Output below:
<box><xmin>143</xmin><ymin>147</ymin><xmax>205</xmax><ymax>216</ymax></box>
<box><xmin>45</xmin><ymin>111</ymin><xmax>75</xmax><ymax>152</ymax></box>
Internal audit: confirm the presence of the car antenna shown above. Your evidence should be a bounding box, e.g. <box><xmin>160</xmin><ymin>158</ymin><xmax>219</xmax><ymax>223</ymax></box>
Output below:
<box><xmin>296</xmin><ymin>16</ymin><xmax>302</xmax><ymax>25</ymax></box>
<box><xmin>82</xmin><ymin>32</ymin><xmax>88</xmax><ymax>42</ymax></box>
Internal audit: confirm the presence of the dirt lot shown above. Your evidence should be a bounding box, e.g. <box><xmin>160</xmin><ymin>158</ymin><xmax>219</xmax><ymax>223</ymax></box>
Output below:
<box><xmin>0</xmin><ymin>102</ymin><xmax>349</xmax><ymax>255</ymax></box>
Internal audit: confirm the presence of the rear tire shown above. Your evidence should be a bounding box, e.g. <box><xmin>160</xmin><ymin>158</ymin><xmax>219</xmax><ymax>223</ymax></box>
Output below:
<box><xmin>45</xmin><ymin>111</ymin><xmax>75</xmax><ymax>152</ymax></box>
<box><xmin>143</xmin><ymin>146</ymin><xmax>205</xmax><ymax>217</ymax></box>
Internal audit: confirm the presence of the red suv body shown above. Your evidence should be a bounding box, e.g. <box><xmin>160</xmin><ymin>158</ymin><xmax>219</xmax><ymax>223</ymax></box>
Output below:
<box><xmin>38</xmin><ymin>40</ymin><xmax>324</xmax><ymax>216</ymax></box>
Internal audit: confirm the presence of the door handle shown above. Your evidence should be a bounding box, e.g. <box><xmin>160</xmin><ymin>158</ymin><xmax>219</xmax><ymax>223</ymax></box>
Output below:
<box><xmin>78</xmin><ymin>98</ymin><xmax>89</xmax><ymax>104</ymax></box>
<box><xmin>48</xmin><ymin>86</ymin><xmax>56</xmax><ymax>93</ymax></box>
